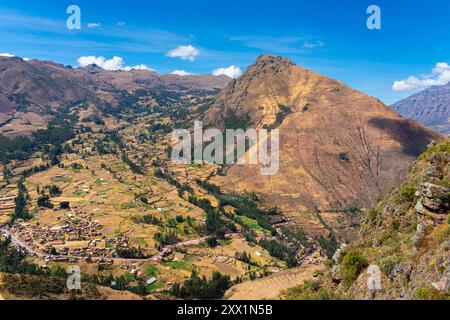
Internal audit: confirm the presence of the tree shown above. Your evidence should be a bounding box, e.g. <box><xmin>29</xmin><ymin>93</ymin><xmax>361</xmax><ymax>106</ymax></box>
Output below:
<box><xmin>13</xmin><ymin>177</ymin><xmax>31</xmax><ymax>221</ymax></box>
<box><xmin>206</xmin><ymin>236</ymin><xmax>218</xmax><ymax>248</ymax></box>
<box><xmin>37</xmin><ymin>195</ymin><xmax>53</xmax><ymax>209</ymax></box>
<box><xmin>46</xmin><ymin>185</ymin><xmax>62</xmax><ymax>197</ymax></box>
<box><xmin>2</xmin><ymin>166</ymin><xmax>11</xmax><ymax>184</ymax></box>
<box><xmin>170</xmin><ymin>269</ymin><xmax>231</xmax><ymax>300</ymax></box>
<box><xmin>60</xmin><ymin>201</ymin><xmax>70</xmax><ymax>209</ymax></box>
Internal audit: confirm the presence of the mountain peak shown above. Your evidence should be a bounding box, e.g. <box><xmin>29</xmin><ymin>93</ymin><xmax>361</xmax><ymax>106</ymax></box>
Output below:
<box><xmin>255</xmin><ymin>54</ymin><xmax>294</xmax><ymax>64</ymax></box>
<box><xmin>253</xmin><ymin>54</ymin><xmax>295</xmax><ymax>70</ymax></box>
<box><xmin>205</xmin><ymin>54</ymin><xmax>444</xmax><ymax>212</ymax></box>
<box><xmin>82</xmin><ymin>63</ymin><xmax>105</xmax><ymax>74</ymax></box>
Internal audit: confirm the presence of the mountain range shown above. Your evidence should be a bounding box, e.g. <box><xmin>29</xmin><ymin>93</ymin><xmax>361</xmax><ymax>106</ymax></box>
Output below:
<box><xmin>0</xmin><ymin>56</ymin><xmax>230</xmax><ymax>137</ymax></box>
<box><xmin>0</xmin><ymin>53</ymin><xmax>448</xmax><ymax>301</ymax></box>
<box><xmin>0</xmin><ymin>54</ymin><xmax>445</xmax><ymax>212</ymax></box>
<box><xmin>391</xmin><ymin>84</ymin><xmax>450</xmax><ymax>135</ymax></box>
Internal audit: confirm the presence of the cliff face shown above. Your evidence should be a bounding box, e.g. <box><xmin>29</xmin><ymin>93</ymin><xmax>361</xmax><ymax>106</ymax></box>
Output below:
<box><xmin>284</xmin><ymin>142</ymin><xmax>449</xmax><ymax>300</ymax></box>
<box><xmin>206</xmin><ymin>55</ymin><xmax>445</xmax><ymax>212</ymax></box>
<box><xmin>350</xmin><ymin>141</ymin><xmax>449</xmax><ymax>299</ymax></box>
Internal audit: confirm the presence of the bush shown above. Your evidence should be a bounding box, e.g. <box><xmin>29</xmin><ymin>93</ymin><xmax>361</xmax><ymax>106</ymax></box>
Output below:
<box><xmin>379</xmin><ymin>255</ymin><xmax>402</xmax><ymax>276</ymax></box>
<box><xmin>46</xmin><ymin>184</ymin><xmax>62</xmax><ymax>197</ymax></box>
<box><xmin>170</xmin><ymin>269</ymin><xmax>231</xmax><ymax>300</ymax></box>
<box><xmin>284</xmin><ymin>280</ymin><xmax>343</xmax><ymax>300</ymax></box>
<box><xmin>154</xmin><ymin>230</ymin><xmax>179</xmax><ymax>246</ymax></box>
<box><xmin>206</xmin><ymin>236</ymin><xmax>218</xmax><ymax>248</ymax></box>
<box><xmin>323</xmin><ymin>259</ymin><xmax>333</xmax><ymax>269</ymax></box>
<box><xmin>60</xmin><ymin>201</ymin><xmax>70</xmax><ymax>209</ymax></box>
<box><xmin>37</xmin><ymin>195</ymin><xmax>53</xmax><ymax>209</ymax></box>
<box><xmin>339</xmin><ymin>249</ymin><xmax>368</xmax><ymax>287</ymax></box>
<box><xmin>132</xmin><ymin>214</ymin><xmax>163</xmax><ymax>226</ymax></box>
<box><xmin>116</xmin><ymin>247</ymin><xmax>145</xmax><ymax>259</ymax></box>
<box><xmin>400</xmin><ymin>184</ymin><xmax>417</xmax><ymax>202</ymax></box>
<box><xmin>367</xmin><ymin>208</ymin><xmax>380</xmax><ymax>223</ymax></box>
<box><xmin>414</xmin><ymin>285</ymin><xmax>449</xmax><ymax>300</ymax></box>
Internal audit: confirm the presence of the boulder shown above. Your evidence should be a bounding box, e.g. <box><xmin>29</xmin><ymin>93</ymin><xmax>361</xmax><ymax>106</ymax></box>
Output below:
<box><xmin>415</xmin><ymin>182</ymin><xmax>449</xmax><ymax>223</ymax></box>
<box><xmin>432</xmin><ymin>274</ymin><xmax>450</xmax><ymax>291</ymax></box>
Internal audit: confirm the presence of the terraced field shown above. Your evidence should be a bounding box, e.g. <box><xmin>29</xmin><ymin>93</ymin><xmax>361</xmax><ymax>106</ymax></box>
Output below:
<box><xmin>225</xmin><ymin>264</ymin><xmax>323</xmax><ymax>300</ymax></box>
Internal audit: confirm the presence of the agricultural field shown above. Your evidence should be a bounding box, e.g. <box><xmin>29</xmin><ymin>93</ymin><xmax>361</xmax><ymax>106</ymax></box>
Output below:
<box><xmin>0</xmin><ymin>91</ymin><xmax>361</xmax><ymax>300</ymax></box>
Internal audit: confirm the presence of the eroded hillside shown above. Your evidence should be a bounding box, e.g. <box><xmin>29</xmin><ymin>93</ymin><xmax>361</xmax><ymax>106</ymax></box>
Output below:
<box><xmin>206</xmin><ymin>55</ymin><xmax>445</xmax><ymax>212</ymax></box>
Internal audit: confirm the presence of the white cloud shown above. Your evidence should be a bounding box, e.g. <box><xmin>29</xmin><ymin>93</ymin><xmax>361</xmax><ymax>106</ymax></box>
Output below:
<box><xmin>122</xmin><ymin>64</ymin><xmax>154</xmax><ymax>71</ymax></box>
<box><xmin>167</xmin><ymin>45</ymin><xmax>199</xmax><ymax>61</ymax></box>
<box><xmin>0</xmin><ymin>53</ymin><xmax>15</xmax><ymax>57</ymax></box>
<box><xmin>117</xmin><ymin>22</ymin><xmax>126</xmax><ymax>27</ymax></box>
<box><xmin>212</xmin><ymin>65</ymin><xmax>242</xmax><ymax>78</ymax></box>
<box><xmin>87</xmin><ymin>22</ymin><xmax>101</xmax><ymax>29</ymax></box>
<box><xmin>302</xmin><ymin>40</ymin><xmax>326</xmax><ymax>49</ymax></box>
<box><xmin>77</xmin><ymin>56</ymin><xmax>154</xmax><ymax>72</ymax></box>
<box><xmin>393</xmin><ymin>62</ymin><xmax>450</xmax><ymax>91</ymax></box>
<box><xmin>77</xmin><ymin>56</ymin><xmax>125</xmax><ymax>71</ymax></box>
<box><xmin>171</xmin><ymin>70</ymin><xmax>191</xmax><ymax>76</ymax></box>
<box><xmin>0</xmin><ymin>53</ymin><xmax>31</xmax><ymax>61</ymax></box>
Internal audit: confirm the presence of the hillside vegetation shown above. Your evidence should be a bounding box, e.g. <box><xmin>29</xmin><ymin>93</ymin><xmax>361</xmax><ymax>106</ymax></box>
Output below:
<box><xmin>282</xmin><ymin>141</ymin><xmax>449</xmax><ymax>300</ymax></box>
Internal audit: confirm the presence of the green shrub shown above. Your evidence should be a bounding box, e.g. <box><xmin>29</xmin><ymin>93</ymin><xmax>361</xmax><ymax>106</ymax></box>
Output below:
<box><xmin>284</xmin><ymin>280</ymin><xmax>343</xmax><ymax>300</ymax></box>
<box><xmin>418</xmin><ymin>141</ymin><xmax>450</xmax><ymax>161</ymax></box>
<box><xmin>414</xmin><ymin>285</ymin><xmax>449</xmax><ymax>300</ymax></box>
<box><xmin>400</xmin><ymin>184</ymin><xmax>417</xmax><ymax>202</ymax></box>
<box><xmin>170</xmin><ymin>269</ymin><xmax>231</xmax><ymax>300</ymax></box>
<box><xmin>323</xmin><ymin>259</ymin><xmax>333</xmax><ymax>269</ymax></box>
<box><xmin>339</xmin><ymin>249</ymin><xmax>368</xmax><ymax>287</ymax></box>
<box><xmin>206</xmin><ymin>236</ymin><xmax>218</xmax><ymax>248</ymax></box>
<box><xmin>390</xmin><ymin>219</ymin><xmax>401</xmax><ymax>231</ymax></box>
<box><xmin>367</xmin><ymin>208</ymin><xmax>380</xmax><ymax>223</ymax></box>
<box><xmin>379</xmin><ymin>254</ymin><xmax>403</xmax><ymax>276</ymax></box>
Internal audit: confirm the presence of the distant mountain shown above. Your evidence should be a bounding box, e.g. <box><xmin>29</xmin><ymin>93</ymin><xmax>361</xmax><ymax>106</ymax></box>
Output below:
<box><xmin>391</xmin><ymin>84</ymin><xmax>450</xmax><ymax>135</ymax></box>
<box><xmin>81</xmin><ymin>65</ymin><xmax>230</xmax><ymax>92</ymax></box>
<box><xmin>0</xmin><ymin>56</ymin><xmax>115</xmax><ymax>113</ymax></box>
<box><xmin>205</xmin><ymin>54</ymin><xmax>445</xmax><ymax>211</ymax></box>
<box><xmin>0</xmin><ymin>56</ymin><xmax>230</xmax><ymax>137</ymax></box>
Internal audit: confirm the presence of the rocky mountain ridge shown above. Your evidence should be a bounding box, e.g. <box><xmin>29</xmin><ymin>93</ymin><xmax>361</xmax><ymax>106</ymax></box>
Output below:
<box><xmin>391</xmin><ymin>83</ymin><xmax>450</xmax><ymax>135</ymax></box>
<box><xmin>0</xmin><ymin>56</ymin><xmax>230</xmax><ymax>137</ymax></box>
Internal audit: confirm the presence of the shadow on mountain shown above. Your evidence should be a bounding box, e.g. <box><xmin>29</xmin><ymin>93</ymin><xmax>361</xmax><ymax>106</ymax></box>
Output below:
<box><xmin>369</xmin><ymin>117</ymin><xmax>439</xmax><ymax>157</ymax></box>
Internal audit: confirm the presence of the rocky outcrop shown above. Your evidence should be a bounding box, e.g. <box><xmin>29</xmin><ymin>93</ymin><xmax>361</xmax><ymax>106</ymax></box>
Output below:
<box><xmin>284</xmin><ymin>141</ymin><xmax>449</xmax><ymax>300</ymax></box>
<box><xmin>326</xmin><ymin>141</ymin><xmax>449</xmax><ymax>299</ymax></box>
<box><xmin>415</xmin><ymin>182</ymin><xmax>450</xmax><ymax>223</ymax></box>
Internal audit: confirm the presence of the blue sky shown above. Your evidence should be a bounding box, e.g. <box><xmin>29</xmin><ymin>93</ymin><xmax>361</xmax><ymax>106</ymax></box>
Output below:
<box><xmin>0</xmin><ymin>0</ymin><xmax>449</xmax><ymax>104</ymax></box>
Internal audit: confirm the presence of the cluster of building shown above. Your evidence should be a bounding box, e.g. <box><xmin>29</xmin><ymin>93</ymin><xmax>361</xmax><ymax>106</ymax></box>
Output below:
<box><xmin>5</xmin><ymin>210</ymin><xmax>131</xmax><ymax>263</ymax></box>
